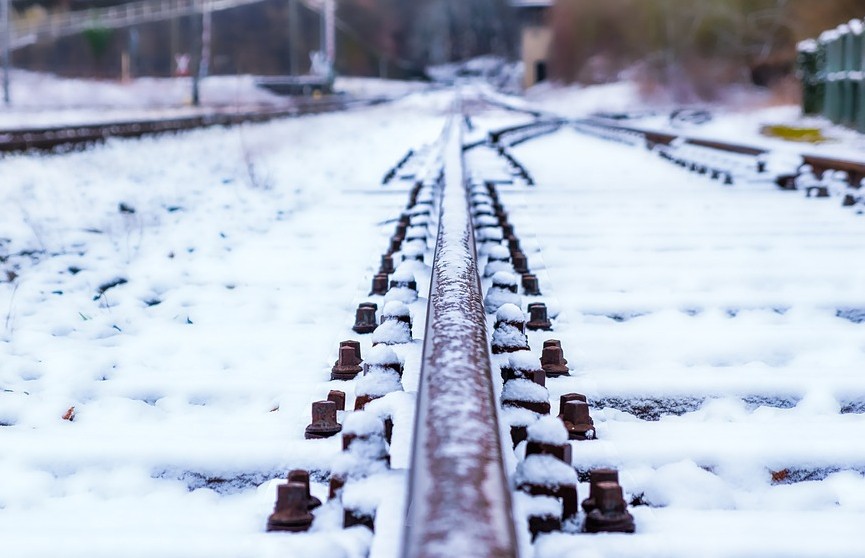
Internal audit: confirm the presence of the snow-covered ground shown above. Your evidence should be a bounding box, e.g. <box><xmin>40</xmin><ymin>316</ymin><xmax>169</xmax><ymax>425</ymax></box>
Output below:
<box><xmin>526</xmin><ymin>81</ymin><xmax>865</xmax><ymax>164</ymax></box>
<box><xmin>0</xmin><ymin>88</ymin><xmax>451</xmax><ymax>557</ymax></box>
<box><xmin>0</xmin><ymin>71</ymin><xmax>428</xmax><ymax>129</ymax></box>
<box><xmin>489</xmin><ymin>125</ymin><xmax>865</xmax><ymax>557</ymax></box>
<box><xmin>1</xmin><ymin>71</ymin><xmax>865</xmax><ymax>556</ymax></box>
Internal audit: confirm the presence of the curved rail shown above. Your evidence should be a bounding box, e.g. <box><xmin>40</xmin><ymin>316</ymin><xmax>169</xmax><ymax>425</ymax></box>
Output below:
<box><xmin>402</xmin><ymin>116</ymin><xmax>517</xmax><ymax>558</ymax></box>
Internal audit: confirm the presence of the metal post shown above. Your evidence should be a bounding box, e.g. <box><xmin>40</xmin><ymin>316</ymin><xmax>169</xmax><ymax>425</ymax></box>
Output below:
<box><xmin>324</xmin><ymin>0</ymin><xmax>334</xmax><ymax>71</ymax></box>
<box><xmin>191</xmin><ymin>7</ymin><xmax>201</xmax><ymax>105</ymax></box>
<box><xmin>2</xmin><ymin>0</ymin><xmax>10</xmax><ymax>106</ymax></box>
<box><xmin>200</xmin><ymin>2</ymin><xmax>211</xmax><ymax>80</ymax></box>
<box><xmin>288</xmin><ymin>0</ymin><xmax>299</xmax><ymax>75</ymax></box>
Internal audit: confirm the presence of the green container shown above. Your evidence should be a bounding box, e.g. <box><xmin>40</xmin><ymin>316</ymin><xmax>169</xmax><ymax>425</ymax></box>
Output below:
<box><xmin>822</xmin><ymin>36</ymin><xmax>837</xmax><ymax>122</ymax></box>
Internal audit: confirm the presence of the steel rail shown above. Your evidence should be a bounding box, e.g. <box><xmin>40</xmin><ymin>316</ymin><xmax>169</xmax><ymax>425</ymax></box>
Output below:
<box><xmin>0</xmin><ymin>95</ymin><xmax>389</xmax><ymax>153</ymax></box>
<box><xmin>402</xmin><ymin>112</ymin><xmax>517</xmax><ymax>558</ymax></box>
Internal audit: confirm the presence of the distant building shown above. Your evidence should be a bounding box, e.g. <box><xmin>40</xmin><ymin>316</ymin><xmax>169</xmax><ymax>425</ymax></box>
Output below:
<box><xmin>510</xmin><ymin>0</ymin><xmax>552</xmax><ymax>89</ymax></box>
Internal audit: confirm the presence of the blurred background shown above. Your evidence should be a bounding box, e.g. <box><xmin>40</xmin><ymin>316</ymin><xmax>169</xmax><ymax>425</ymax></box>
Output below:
<box><xmin>2</xmin><ymin>0</ymin><xmax>865</xmax><ymax>101</ymax></box>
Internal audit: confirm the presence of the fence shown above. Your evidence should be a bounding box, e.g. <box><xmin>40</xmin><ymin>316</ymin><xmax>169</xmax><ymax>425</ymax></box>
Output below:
<box><xmin>798</xmin><ymin>18</ymin><xmax>865</xmax><ymax>133</ymax></box>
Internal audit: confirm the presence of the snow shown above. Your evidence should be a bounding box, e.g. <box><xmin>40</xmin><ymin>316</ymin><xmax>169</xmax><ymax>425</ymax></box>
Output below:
<box><xmin>526</xmin><ymin>416</ymin><xmax>569</xmax><ymax>445</ymax></box>
<box><xmin>0</xmin><ymin>81</ymin><xmax>445</xmax><ymax>557</ymax></box>
<box><xmin>491</xmin><ymin>323</ymin><xmax>529</xmax><ymax>352</ymax></box>
<box><xmin>495</xmin><ymin>121</ymin><xmax>865</xmax><ymax>556</ymax></box>
<box><xmin>3</xmin><ymin>69</ymin><xmax>865</xmax><ymax>556</ymax></box>
<box><xmin>355</xmin><ymin>370</ymin><xmax>404</xmax><ymax>398</ymax></box>
<box><xmin>496</xmin><ymin>303</ymin><xmax>525</xmax><ymax>324</ymax></box>
<box><xmin>381</xmin><ymin>300</ymin><xmax>411</xmax><ymax>320</ymax></box>
<box><xmin>502</xmin><ymin>379</ymin><xmax>550</xmax><ymax>404</ymax></box>
<box><xmin>365</xmin><ymin>345</ymin><xmax>403</xmax><ymax>367</ymax></box>
<box><xmin>513</xmin><ymin>491</ymin><xmax>561</xmax><ymax>517</ymax></box>
<box><xmin>343</xmin><ymin>410</ymin><xmax>386</xmax><ymax>438</ymax></box>
<box><xmin>515</xmin><ymin>454</ymin><xmax>578</xmax><ymax>488</ymax></box>
<box><xmin>508</xmin><ymin>351</ymin><xmax>542</xmax><ymax>372</ymax></box>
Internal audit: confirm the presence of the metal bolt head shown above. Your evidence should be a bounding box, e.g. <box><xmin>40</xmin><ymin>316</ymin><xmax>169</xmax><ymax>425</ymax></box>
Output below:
<box><xmin>327</xmin><ymin>390</ymin><xmax>346</xmax><ymax>411</ymax></box>
<box><xmin>558</xmin><ymin>393</ymin><xmax>586</xmax><ymax>415</ymax></box>
<box><xmin>562</xmin><ymin>400</ymin><xmax>592</xmax><ymax>426</ymax></box>
<box><xmin>287</xmin><ymin>469</ymin><xmax>322</xmax><ymax>510</ymax></box>
<box><xmin>353</xmin><ymin>304</ymin><xmax>378</xmax><ymax>334</ymax></box>
<box><xmin>380</xmin><ymin>254</ymin><xmax>396</xmax><ymax>274</ymax></box>
<box><xmin>594</xmin><ymin>482</ymin><xmax>625</xmax><ymax>513</ymax></box>
<box><xmin>526</xmin><ymin>303</ymin><xmax>552</xmax><ymax>331</ymax></box>
<box><xmin>511</xmin><ymin>250</ymin><xmax>529</xmax><ymax>273</ymax></box>
<box><xmin>267</xmin><ymin>482</ymin><xmax>314</xmax><ymax>532</ymax></box>
<box><xmin>370</xmin><ymin>274</ymin><xmax>389</xmax><ymax>295</ymax></box>
<box><xmin>522</xmin><ymin>273</ymin><xmax>541</xmax><ymax>296</ymax></box>
<box><xmin>340</xmin><ymin>340</ymin><xmax>362</xmax><ymax>362</ymax></box>
<box><xmin>304</xmin><ymin>400</ymin><xmax>341</xmax><ymax>439</ymax></box>
<box><xmin>540</xmin><ymin>345</ymin><xmax>569</xmax><ymax>377</ymax></box>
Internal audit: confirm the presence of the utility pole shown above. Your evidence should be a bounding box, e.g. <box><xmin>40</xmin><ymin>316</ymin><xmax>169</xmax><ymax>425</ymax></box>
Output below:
<box><xmin>288</xmin><ymin>0</ymin><xmax>299</xmax><ymax>75</ymax></box>
<box><xmin>191</xmin><ymin>5</ymin><xmax>201</xmax><ymax>105</ymax></box>
<box><xmin>191</xmin><ymin>0</ymin><xmax>211</xmax><ymax>106</ymax></box>
<box><xmin>2</xmin><ymin>0</ymin><xmax>10</xmax><ymax>105</ymax></box>
<box><xmin>200</xmin><ymin>3</ymin><xmax>211</xmax><ymax>80</ymax></box>
<box><xmin>324</xmin><ymin>0</ymin><xmax>334</xmax><ymax>71</ymax></box>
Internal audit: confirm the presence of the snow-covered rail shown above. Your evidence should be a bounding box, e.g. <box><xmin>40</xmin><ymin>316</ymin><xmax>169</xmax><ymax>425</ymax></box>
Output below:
<box><xmin>403</xmin><ymin>118</ymin><xmax>518</xmax><ymax>558</ymax></box>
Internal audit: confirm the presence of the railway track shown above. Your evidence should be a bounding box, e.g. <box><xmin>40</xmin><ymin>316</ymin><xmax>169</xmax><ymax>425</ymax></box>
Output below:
<box><xmin>2</xmin><ymin>88</ymin><xmax>863</xmax><ymax>556</ymax></box>
<box><xmin>0</xmin><ymin>94</ymin><xmax>389</xmax><ymax>153</ymax></box>
<box><xmin>261</xmin><ymin>93</ymin><xmax>865</xmax><ymax>557</ymax></box>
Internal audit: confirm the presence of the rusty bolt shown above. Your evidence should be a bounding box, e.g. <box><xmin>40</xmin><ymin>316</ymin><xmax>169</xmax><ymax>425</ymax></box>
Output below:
<box><xmin>502</xmin><ymin>379</ymin><xmax>551</xmax><ymax>415</ymax></box>
<box><xmin>344</xmin><ymin>508</ymin><xmax>376</xmax><ymax>531</ymax></box>
<box><xmin>354</xmin><ymin>393</ymin><xmax>374</xmax><ymax>410</ymax></box>
<box><xmin>380</xmin><ymin>254</ymin><xmax>395</xmax><ymax>275</ymax></box>
<box><xmin>561</xmin><ymin>400</ymin><xmax>595</xmax><ymax>441</ymax></box>
<box><xmin>389</xmin><ymin>276</ymin><xmax>417</xmax><ymax>292</ymax></box>
<box><xmin>394</xmin><ymin>222</ymin><xmax>408</xmax><ymax>239</ymax></box>
<box><xmin>370</xmin><ymin>274</ymin><xmax>389</xmax><ymax>296</ymax></box>
<box><xmin>528</xmin><ymin>514</ymin><xmax>562</xmax><ymax>540</ymax></box>
<box><xmin>525</xmin><ymin>439</ymin><xmax>572</xmax><ymax>465</ymax></box>
<box><xmin>353</xmin><ymin>303</ymin><xmax>378</xmax><ymax>334</ymax></box>
<box><xmin>388</xmin><ymin>236</ymin><xmax>403</xmax><ymax>254</ymax></box>
<box><xmin>266</xmin><ymin>482</ymin><xmax>314</xmax><ymax>532</ymax></box>
<box><xmin>540</xmin><ymin>345</ymin><xmax>569</xmax><ymax>377</ymax></box>
<box><xmin>557</xmin><ymin>393</ymin><xmax>585</xmax><ymax>417</ymax></box>
<box><xmin>511</xmin><ymin>250</ymin><xmax>529</xmax><ymax>274</ymax></box>
<box><xmin>582</xmin><ymin>468</ymin><xmax>619</xmax><ymax>513</ymax></box>
<box><xmin>522</xmin><ymin>273</ymin><xmax>541</xmax><ymax>296</ymax></box>
<box><xmin>472</xmin><ymin>204</ymin><xmax>495</xmax><ymax>218</ymax></box>
<box><xmin>501</xmin><ymin>223</ymin><xmax>514</xmax><ymax>237</ymax></box>
<box><xmin>526</xmin><ymin>303</ymin><xmax>552</xmax><ymax>331</ymax></box>
<box><xmin>331</xmin><ymin>341</ymin><xmax>362</xmax><ymax>381</ymax></box>
<box><xmin>507</xmin><ymin>235</ymin><xmax>520</xmax><ymax>252</ymax></box>
<box><xmin>328</xmin><ymin>474</ymin><xmax>345</xmax><ymax>500</ymax></box>
<box><xmin>364</xmin><ymin>344</ymin><xmax>404</xmax><ymax>377</ymax></box>
<box><xmin>500</xmin><ymin>353</ymin><xmax>545</xmax><ymax>386</ymax></box>
<box><xmin>510</xmin><ymin>424</ymin><xmax>528</xmax><ymax>448</ymax></box>
<box><xmin>723</xmin><ymin>172</ymin><xmax>734</xmax><ymax>185</ymax></box>
<box><xmin>345</xmin><ymin>340</ymin><xmax>361</xmax><ymax>361</ymax></box>
<box><xmin>287</xmin><ymin>469</ymin><xmax>322</xmax><ymax>511</ymax></box>
<box><xmin>583</xmin><ymin>481</ymin><xmax>635</xmax><ymax>534</ymax></box>
<box><xmin>384</xmin><ymin>416</ymin><xmax>393</xmax><ymax>445</ymax></box>
<box><xmin>304</xmin><ymin>400</ymin><xmax>342</xmax><ymax>439</ymax></box>
<box><xmin>491</xmin><ymin>272</ymin><xmax>519</xmax><ymax>294</ymax></box>
<box><xmin>327</xmin><ymin>390</ymin><xmax>346</xmax><ymax>411</ymax></box>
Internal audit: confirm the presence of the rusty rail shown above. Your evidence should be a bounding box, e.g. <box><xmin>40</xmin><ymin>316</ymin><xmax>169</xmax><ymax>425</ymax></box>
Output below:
<box><xmin>802</xmin><ymin>154</ymin><xmax>865</xmax><ymax>186</ymax></box>
<box><xmin>0</xmin><ymin>95</ymin><xmax>389</xmax><ymax>154</ymax></box>
<box><xmin>583</xmin><ymin>118</ymin><xmax>768</xmax><ymax>155</ymax></box>
<box><xmin>402</xmin><ymin>115</ymin><xmax>517</xmax><ymax>558</ymax></box>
